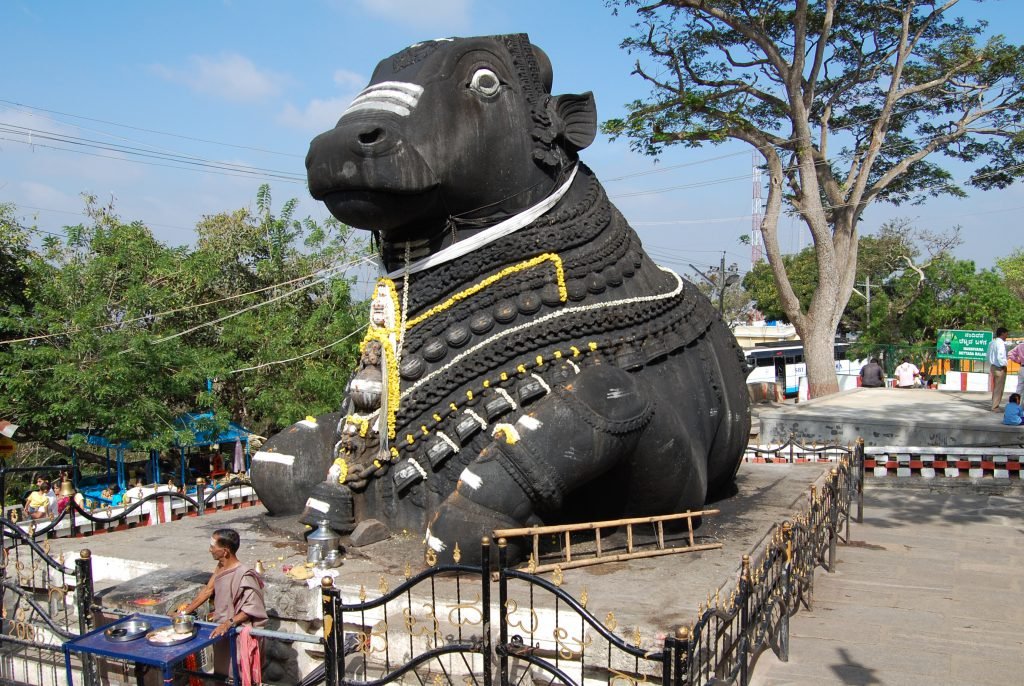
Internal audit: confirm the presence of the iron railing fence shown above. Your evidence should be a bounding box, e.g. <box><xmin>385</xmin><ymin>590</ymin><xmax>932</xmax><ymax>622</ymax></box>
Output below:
<box><xmin>0</xmin><ymin>512</ymin><xmax>96</xmax><ymax>686</ymax></box>
<box><xmin>0</xmin><ymin>476</ymin><xmax>254</xmax><ymax>686</ymax></box>
<box><xmin>1</xmin><ymin>440</ymin><xmax>862</xmax><ymax>686</ymax></box>
<box><xmin>318</xmin><ymin>439</ymin><xmax>862</xmax><ymax>686</ymax></box>
<box><xmin>321</xmin><ymin>543</ymin><xmax>492</xmax><ymax>686</ymax></box>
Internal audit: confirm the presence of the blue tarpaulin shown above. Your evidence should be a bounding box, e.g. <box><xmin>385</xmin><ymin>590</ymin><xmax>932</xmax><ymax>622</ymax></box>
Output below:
<box><xmin>70</xmin><ymin>412</ymin><xmax>252</xmax><ymax>502</ymax></box>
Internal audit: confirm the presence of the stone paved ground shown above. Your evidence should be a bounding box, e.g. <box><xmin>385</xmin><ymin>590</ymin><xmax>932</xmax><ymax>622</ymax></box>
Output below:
<box><xmin>750</xmin><ymin>485</ymin><xmax>1024</xmax><ymax>686</ymax></box>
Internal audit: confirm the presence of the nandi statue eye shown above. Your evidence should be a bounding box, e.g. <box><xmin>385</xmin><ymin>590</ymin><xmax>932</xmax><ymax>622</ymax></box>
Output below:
<box><xmin>469</xmin><ymin>68</ymin><xmax>501</xmax><ymax>96</ymax></box>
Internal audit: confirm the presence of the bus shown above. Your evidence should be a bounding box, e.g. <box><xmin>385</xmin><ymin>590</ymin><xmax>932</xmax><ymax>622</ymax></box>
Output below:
<box><xmin>744</xmin><ymin>341</ymin><xmax>857</xmax><ymax>396</ymax></box>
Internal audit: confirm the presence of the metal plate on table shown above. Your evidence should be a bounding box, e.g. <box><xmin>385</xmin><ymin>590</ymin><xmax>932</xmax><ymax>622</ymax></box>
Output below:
<box><xmin>145</xmin><ymin>625</ymin><xmax>198</xmax><ymax>647</ymax></box>
<box><xmin>104</xmin><ymin>619</ymin><xmax>152</xmax><ymax>642</ymax></box>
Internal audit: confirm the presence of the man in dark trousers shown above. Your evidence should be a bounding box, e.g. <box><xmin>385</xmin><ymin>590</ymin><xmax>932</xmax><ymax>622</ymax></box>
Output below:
<box><xmin>859</xmin><ymin>358</ymin><xmax>885</xmax><ymax>388</ymax></box>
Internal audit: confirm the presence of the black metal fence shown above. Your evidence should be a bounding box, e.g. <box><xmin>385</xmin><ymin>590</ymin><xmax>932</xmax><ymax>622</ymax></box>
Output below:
<box><xmin>318</xmin><ymin>440</ymin><xmax>864</xmax><ymax>686</ymax></box>
<box><xmin>0</xmin><ymin>440</ymin><xmax>862</xmax><ymax>685</ymax></box>
<box><xmin>0</xmin><ymin>473</ymin><xmax>256</xmax><ymax>686</ymax></box>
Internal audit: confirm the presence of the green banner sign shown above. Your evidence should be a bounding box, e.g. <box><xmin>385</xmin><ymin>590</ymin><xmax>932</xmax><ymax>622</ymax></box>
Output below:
<box><xmin>936</xmin><ymin>329</ymin><xmax>992</xmax><ymax>361</ymax></box>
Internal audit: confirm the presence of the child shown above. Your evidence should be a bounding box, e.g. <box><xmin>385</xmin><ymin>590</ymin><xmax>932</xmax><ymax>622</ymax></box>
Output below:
<box><xmin>1002</xmin><ymin>393</ymin><xmax>1024</xmax><ymax>426</ymax></box>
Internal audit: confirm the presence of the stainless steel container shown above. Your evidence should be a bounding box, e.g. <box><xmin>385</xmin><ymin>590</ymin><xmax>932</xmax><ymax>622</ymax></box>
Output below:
<box><xmin>172</xmin><ymin>614</ymin><xmax>196</xmax><ymax>634</ymax></box>
<box><xmin>307</xmin><ymin>519</ymin><xmax>342</xmax><ymax>568</ymax></box>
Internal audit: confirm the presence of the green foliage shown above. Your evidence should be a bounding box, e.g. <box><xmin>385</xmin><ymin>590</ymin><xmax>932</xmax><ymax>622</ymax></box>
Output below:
<box><xmin>743</xmin><ymin>250</ymin><xmax>818</xmax><ymax>322</ymax></box>
<box><xmin>744</xmin><ymin>221</ymin><xmax>1024</xmax><ymax>343</ymax></box>
<box><xmin>996</xmin><ymin>249</ymin><xmax>1024</xmax><ymax>300</ymax></box>
<box><xmin>689</xmin><ymin>264</ymin><xmax>750</xmax><ymax>323</ymax></box>
<box><xmin>0</xmin><ymin>204</ymin><xmax>32</xmax><ymax>325</ymax></box>
<box><xmin>0</xmin><ymin>187</ymin><xmax>369</xmax><ymax>451</ymax></box>
<box><xmin>606</xmin><ymin>0</ymin><xmax>1024</xmax><ymax>394</ymax></box>
<box><xmin>607</xmin><ymin>1</ymin><xmax>1024</xmax><ymax>199</ymax></box>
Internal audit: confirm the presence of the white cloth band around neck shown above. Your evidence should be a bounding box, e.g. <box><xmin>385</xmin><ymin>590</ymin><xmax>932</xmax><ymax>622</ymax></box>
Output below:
<box><xmin>386</xmin><ymin>164</ymin><xmax>579</xmax><ymax>280</ymax></box>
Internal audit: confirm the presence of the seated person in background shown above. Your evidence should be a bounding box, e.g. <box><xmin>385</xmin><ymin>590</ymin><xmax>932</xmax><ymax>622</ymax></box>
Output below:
<box><xmin>1003</xmin><ymin>393</ymin><xmax>1024</xmax><ymax>426</ymax></box>
<box><xmin>894</xmin><ymin>357</ymin><xmax>921</xmax><ymax>388</ymax></box>
<box><xmin>859</xmin><ymin>358</ymin><xmax>885</xmax><ymax>388</ymax></box>
<box><xmin>24</xmin><ymin>484</ymin><xmax>50</xmax><ymax>520</ymax></box>
<box><xmin>44</xmin><ymin>481</ymin><xmax>58</xmax><ymax>518</ymax></box>
<box><xmin>123</xmin><ymin>479</ymin><xmax>145</xmax><ymax>503</ymax></box>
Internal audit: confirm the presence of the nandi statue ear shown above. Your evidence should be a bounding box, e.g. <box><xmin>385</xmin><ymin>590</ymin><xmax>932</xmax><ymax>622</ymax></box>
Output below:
<box><xmin>531</xmin><ymin>92</ymin><xmax>597</xmax><ymax>167</ymax></box>
<box><xmin>553</xmin><ymin>92</ymin><xmax>597</xmax><ymax>152</ymax></box>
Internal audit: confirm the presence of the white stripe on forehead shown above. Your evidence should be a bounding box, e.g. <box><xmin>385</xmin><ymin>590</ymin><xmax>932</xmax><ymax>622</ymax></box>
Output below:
<box><xmin>341</xmin><ymin>81</ymin><xmax>425</xmax><ymax>119</ymax></box>
<box><xmin>349</xmin><ymin>89</ymin><xmax>420</xmax><ymax>109</ymax></box>
<box><xmin>363</xmin><ymin>81</ymin><xmax>424</xmax><ymax>97</ymax></box>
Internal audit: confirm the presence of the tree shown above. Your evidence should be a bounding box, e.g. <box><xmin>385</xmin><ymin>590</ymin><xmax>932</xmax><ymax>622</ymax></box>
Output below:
<box><xmin>996</xmin><ymin>248</ymin><xmax>1024</xmax><ymax>301</ymax></box>
<box><xmin>0</xmin><ymin>204</ymin><xmax>31</xmax><ymax>332</ymax></box>
<box><xmin>190</xmin><ymin>185</ymin><xmax>369</xmax><ymax>430</ymax></box>
<box><xmin>605</xmin><ymin>0</ymin><xmax>1024</xmax><ymax>396</ymax></box>
<box><xmin>744</xmin><ymin>220</ymin><xmax>1024</xmax><ymax>351</ymax></box>
<box><xmin>0</xmin><ymin>188</ymin><xmax>369</xmax><ymax>461</ymax></box>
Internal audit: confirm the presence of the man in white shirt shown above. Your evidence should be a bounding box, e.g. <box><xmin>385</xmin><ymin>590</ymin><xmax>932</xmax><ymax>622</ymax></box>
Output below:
<box><xmin>894</xmin><ymin>357</ymin><xmax>920</xmax><ymax>388</ymax></box>
<box><xmin>988</xmin><ymin>327</ymin><xmax>1009</xmax><ymax>411</ymax></box>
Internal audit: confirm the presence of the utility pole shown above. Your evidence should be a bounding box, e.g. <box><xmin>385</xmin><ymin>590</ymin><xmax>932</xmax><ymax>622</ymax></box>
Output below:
<box><xmin>851</xmin><ymin>275</ymin><xmax>874</xmax><ymax>324</ymax></box>
<box><xmin>690</xmin><ymin>252</ymin><xmax>740</xmax><ymax>317</ymax></box>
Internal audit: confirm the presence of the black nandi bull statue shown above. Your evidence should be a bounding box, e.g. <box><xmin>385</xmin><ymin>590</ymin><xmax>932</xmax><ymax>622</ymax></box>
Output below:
<box><xmin>251</xmin><ymin>34</ymin><xmax>751</xmax><ymax>565</ymax></box>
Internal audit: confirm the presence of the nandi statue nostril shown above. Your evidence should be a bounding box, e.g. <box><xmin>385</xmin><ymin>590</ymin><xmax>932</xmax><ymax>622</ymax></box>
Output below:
<box><xmin>357</xmin><ymin>127</ymin><xmax>385</xmax><ymax>146</ymax></box>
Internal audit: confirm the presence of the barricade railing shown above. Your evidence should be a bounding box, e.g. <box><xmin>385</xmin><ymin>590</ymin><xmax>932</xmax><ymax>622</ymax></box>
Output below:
<box><xmin>308</xmin><ymin>440</ymin><xmax>864</xmax><ymax>685</ymax></box>
<box><xmin>1</xmin><ymin>440</ymin><xmax>864</xmax><ymax>686</ymax></box>
<box><xmin>0</xmin><ymin>477</ymin><xmax>256</xmax><ymax>685</ymax></box>
<box><xmin>864</xmin><ymin>446</ymin><xmax>1024</xmax><ymax>479</ymax></box>
<box><xmin>3</xmin><ymin>476</ymin><xmax>257</xmax><ymax>541</ymax></box>
<box><xmin>0</xmin><ymin>510</ymin><xmax>97</xmax><ymax>686</ymax></box>
<box><xmin>320</xmin><ymin>543</ymin><xmax>492</xmax><ymax>686</ymax></box>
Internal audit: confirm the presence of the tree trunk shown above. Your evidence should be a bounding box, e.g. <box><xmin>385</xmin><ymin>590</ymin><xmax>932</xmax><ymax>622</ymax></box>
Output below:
<box><xmin>799</xmin><ymin>321</ymin><xmax>840</xmax><ymax>398</ymax></box>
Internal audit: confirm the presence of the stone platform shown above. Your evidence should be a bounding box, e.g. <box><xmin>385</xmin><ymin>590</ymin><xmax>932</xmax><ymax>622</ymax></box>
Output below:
<box><xmin>43</xmin><ymin>462</ymin><xmax>830</xmax><ymax>681</ymax></box>
<box><xmin>757</xmin><ymin>388</ymin><xmax>1024</xmax><ymax>448</ymax></box>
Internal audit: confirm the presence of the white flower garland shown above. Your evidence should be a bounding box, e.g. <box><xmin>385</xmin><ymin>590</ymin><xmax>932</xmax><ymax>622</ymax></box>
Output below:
<box><xmin>435</xmin><ymin>431</ymin><xmax>460</xmax><ymax>453</ymax></box>
<box><xmin>530</xmin><ymin>373</ymin><xmax>551</xmax><ymax>394</ymax></box>
<box><xmin>494</xmin><ymin>387</ymin><xmax>517</xmax><ymax>410</ymax></box>
<box><xmin>401</xmin><ymin>266</ymin><xmax>684</xmax><ymax>401</ymax></box>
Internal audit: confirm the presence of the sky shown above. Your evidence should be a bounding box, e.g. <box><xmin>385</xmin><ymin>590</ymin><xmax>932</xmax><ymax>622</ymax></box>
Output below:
<box><xmin>2</xmin><ymin>0</ymin><xmax>1023</xmax><ymax>288</ymax></box>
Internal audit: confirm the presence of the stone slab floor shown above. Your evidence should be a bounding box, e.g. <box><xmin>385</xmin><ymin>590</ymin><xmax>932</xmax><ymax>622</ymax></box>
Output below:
<box><xmin>750</xmin><ymin>485</ymin><xmax>1024</xmax><ymax>686</ymax></box>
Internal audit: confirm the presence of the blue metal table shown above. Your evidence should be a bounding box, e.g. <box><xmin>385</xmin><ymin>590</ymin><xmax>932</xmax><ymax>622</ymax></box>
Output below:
<box><xmin>63</xmin><ymin>613</ymin><xmax>237</xmax><ymax>685</ymax></box>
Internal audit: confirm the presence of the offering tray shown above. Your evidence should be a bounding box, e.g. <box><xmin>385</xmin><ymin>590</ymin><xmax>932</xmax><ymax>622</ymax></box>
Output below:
<box><xmin>145</xmin><ymin>625</ymin><xmax>198</xmax><ymax>647</ymax></box>
<box><xmin>103</xmin><ymin>619</ymin><xmax>151</xmax><ymax>643</ymax></box>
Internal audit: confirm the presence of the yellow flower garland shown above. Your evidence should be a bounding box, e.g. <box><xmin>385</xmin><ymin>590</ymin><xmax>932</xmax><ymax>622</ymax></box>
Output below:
<box><xmin>356</xmin><ymin>256</ymin><xmax>571</xmax><ymax>453</ymax></box>
<box><xmin>403</xmin><ymin>253</ymin><xmax>568</xmax><ymax>330</ymax></box>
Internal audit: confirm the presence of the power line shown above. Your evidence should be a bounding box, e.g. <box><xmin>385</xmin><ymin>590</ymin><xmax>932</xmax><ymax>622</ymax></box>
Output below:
<box><xmin>0</xmin><ymin>136</ymin><xmax>309</xmax><ymax>185</ymax></box>
<box><xmin>0</xmin><ymin>98</ymin><xmax>303</xmax><ymax>158</ymax></box>
<box><xmin>0</xmin><ymin>124</ymin><xmax>306</xmax><ymax>182</ymax></box>
<box><xmin>227</xmin><ymin>325</ymin><xmax>369</xmax><ymax>374</ymax></box>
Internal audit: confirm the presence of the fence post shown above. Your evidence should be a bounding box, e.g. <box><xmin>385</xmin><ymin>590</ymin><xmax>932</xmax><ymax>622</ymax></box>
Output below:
<box><xmin>827</xmin><ymin>468</ymin><xmax>839</xmax><ymax>573</ymax></box>
<box><xmin>779</xmin><ymin>522</ymin><xmax>792</xmax><ymax>663</ymax></box>
<box><xmin>321</xmin><ymin>576</ymin><xmax>340</xmax><ymax>686</ymax></box>
<box><xmin>738</xmin><ymin>555</ymin><xmax>751</xmax><ymax>686</ymax></box>
<box><xmin>497</xmin><ymin>538</ymin><xmax>509</xmax><ymax>686</ymax></box>
<box><xmin>676</xmin><ymin>625</ymin><xmax>691</xmax><ymax>686</ymax></box>
<box><xmin>855</xmin><ymin>438</ymin><xmax>865</xmax><ymax>524</ymax></box>
<box><xmin>661</xmin><ymin>631</ymin><xmax>675</xmax><ymax>685</ymax></box>
<box><xmin>75</xmin><ymin>549</ymin><xmax>97</xmax><ymax>686</ymax></box>
<box><xmin>479</xmin><ymin>537</ymin><xmax>492</xmax><ymax>686</ymax></box>
<box><xmin>196</xmin><ymin>478</ymin><xmax>206</xmax><ymax>516</ymax></box>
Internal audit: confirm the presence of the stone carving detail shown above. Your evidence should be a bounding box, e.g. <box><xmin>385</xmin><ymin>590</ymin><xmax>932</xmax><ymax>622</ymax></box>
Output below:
<box><xmin>251</xmin><ymin>34</ymin><xmax>751</xmax><ymax>565</ymax></box>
